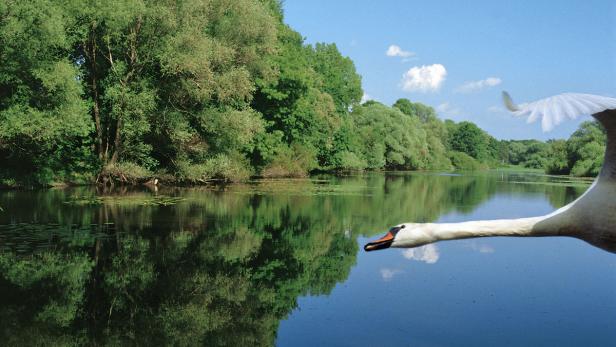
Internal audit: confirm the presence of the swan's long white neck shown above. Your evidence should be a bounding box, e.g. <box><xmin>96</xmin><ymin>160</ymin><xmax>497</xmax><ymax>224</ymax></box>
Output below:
<box><xmin>373</xmin><ymin>178</ymin><xmax>612</xmax><ymax>251</ymax></box>
<box><xmin>423</xmin><ymin>216</ymin><xmax>552</xmax><ymax>241</ymax></box>
<box><xmin>391</xmin><ymin>214</ymin><xmax>569</xmax><ymax>249</ymax></box>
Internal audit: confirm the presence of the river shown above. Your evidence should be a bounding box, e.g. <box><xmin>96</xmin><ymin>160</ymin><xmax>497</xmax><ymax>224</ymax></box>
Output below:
<box><xmin>0</xmin><ymin>171</ymin><xmax>614</xmax><ymax>346</ymax></box>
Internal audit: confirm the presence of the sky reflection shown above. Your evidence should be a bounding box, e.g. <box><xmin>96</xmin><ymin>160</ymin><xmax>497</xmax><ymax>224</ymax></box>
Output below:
<box><xmin>402</xmin><ymin>244</ymin><xmax>440</xmax><ymax>264</ymax></box>
<box><xmin>277</xmin><ymin>190</ymin><xmax>616</xmax><ymax>347</ymax></box>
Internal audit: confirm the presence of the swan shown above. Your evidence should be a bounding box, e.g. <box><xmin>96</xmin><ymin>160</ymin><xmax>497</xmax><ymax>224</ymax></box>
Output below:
<box><xmin>365</xmin><ymin>92</ymin><xmax>616</xmax><ymax>254</ymax></box>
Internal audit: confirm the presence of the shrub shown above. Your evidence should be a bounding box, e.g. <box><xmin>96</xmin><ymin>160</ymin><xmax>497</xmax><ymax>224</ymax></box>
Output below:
<box><xmin>175</xmin><ymin>153</ymin><xmax>251</xmax><ymax>183</ymax></box>
<box><xmin>449</xmin><ymin>151</ymin><xmax>485</xmax><ymax>171</ymax></box>
<box><xmin>332</xmin><ymin>151</ymin><xmax>367</xmax><ymax>171</ymax></box>
<box><xmin>261</xmin><ymin>144</ymin><xmax>317</xmax><ymax>178</ymax></box>
<box><xmin>98</xmin><ymin>162</ymin><xmax>152</xmax><ymax>185</ymax></box>
<box><xmin>544</xmin><ymin>140</ymin><xmax>569</xmax><ymax>175</ymax></box>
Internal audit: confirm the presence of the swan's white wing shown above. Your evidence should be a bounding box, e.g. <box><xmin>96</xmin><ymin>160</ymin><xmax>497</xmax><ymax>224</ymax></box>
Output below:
<box><xmin>503</xmin><ymin>92</ymin><xmax>616</xmax><ymax>132</ymax></box>
<box><xmin>504</xmin><ymin>91</ymin><xmax>616</xmax><ymax>181</ymax></box>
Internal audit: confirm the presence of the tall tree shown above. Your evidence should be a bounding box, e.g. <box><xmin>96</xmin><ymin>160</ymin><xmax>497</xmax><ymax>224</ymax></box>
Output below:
<box><xmin>0</xmin><ymin>0</ymin><xmax>92</xmax><ymax>184</ymax></box>
<box><xmin>310</xmin><ymin>43</ymin><xmax>362</xmax><ymax>114</ymax></box>
<box><xmin>449</xmin><ymin>121</ymin><xmax>489</xmax><ymax>160</ymax></box>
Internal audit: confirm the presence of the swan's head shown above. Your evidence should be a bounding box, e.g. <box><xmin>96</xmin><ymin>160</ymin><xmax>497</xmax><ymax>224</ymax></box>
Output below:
<box><xmin>364</xmin><ymin>223</ymin><xmax>435</xmax><ymax>251</ymax></box>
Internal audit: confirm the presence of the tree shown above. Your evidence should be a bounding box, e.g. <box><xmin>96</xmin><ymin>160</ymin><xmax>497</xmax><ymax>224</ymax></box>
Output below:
<box><xmin>0</xmin><ymin>1</ymin><xmax>93</xmax><ymax>185</ymax></box>
<box><xmin>393</xmin><ymin>98</ymin><xmax>438</xmax><ymax>122</ymax></box>
<box><xmin>545</xmin><ymin>139</ymin><xmax>569</xmax><ymax>175</ymax></box>
<box><xmin>567</xmin><ymin>121</ymin><xmax>606</xmax><ymax>176</ymax></box>
<box><xmin>521</xmin><ymin>141</ymin><xmax>549</xmax><ymax>169</ymax></box>
<box><xmin>449</xmin><ymin>121</ymin><xmax>489</xmax><ymax>160</ymax></box>
<box><xmin>310</xmin><ymin>43</ymin><xmax>362</xmax><ymax>114</ymax></box>
<box><xmin>4</xmin><ymin>0</ymin><xmax>576</xmax><ymax>185</ymax></box>
<box><xmin>76</xmin><ymin>0</ymin><xmax>278</xmax><ymax>171</ymax></box>
<box><xmin>392</xmin><ymin>98</ymin><xmax>415</xmax><ymax>117</ymax></box>
<box><xmin>351</xmin><ymin>102</ymin><xmax>431</xmax><ymax>169</ymax></box>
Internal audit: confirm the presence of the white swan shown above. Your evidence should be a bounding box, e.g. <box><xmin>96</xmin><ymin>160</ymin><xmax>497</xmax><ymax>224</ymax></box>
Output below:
<box><xmin>365</xmin><ymin>92</ymin><xmax>616</xmax><ymax>254</ymax></box>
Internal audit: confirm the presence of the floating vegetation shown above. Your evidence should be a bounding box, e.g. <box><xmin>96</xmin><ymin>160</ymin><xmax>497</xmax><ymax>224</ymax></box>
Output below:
<box><xmin>225</xmin><ymin>179</ymin><xmax>375</xmax><ymax>197</ymax></box>
<box><xmin>64</xmin><ymin>195</ymin><xmax>186</xmax><ymax>206</ymax></box>
<box><xmin>63</xmin><ymin>196</ymin><xmax>101</xmax><ymax>205</ymax></box>
<box><xmin>506</xmin><ymin>180</ymin><xmax>592</xmax><ymax>188</ymax></box>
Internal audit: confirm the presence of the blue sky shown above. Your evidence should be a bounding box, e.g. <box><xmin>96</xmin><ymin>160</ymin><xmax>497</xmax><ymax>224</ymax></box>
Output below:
<box><xmin>283</xmin><ymin>0</ymin><xmax>616</xmax><ymax>140</ymax></box>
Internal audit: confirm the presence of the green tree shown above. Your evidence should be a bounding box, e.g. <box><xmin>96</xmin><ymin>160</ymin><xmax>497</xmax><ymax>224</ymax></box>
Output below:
<box><xmin>310</xmin><ymin>43</ymin><xmax>362</xmax><ymax>114</ymax></box>
<box><xmin>2</xmin><ymin>0</ymin><xmax>544</xmax><ymax>185</ymax></box>
<box><xmin>0</xmin><ymin>1</ymin><xmax>93</xmax><ymax>185</ymax></box>
<box><xmin>393</xmin><ymin>98</ymin><xmax>439</xmax><ymax>122</ymax></box>
<box><xmin>251</xmin><ymin>24</ymin><xmax>363</xmax><ymax>174</ymax></box>
<box><xmin>449</xmin><ymin>121</ymin><xmax>489</xmax><ymax>160</ymax></box>
<box><xmin>76</xmin><ymin>0</ymin><xmax>278</xmax><ymax>176</ymax></box>
<box><xmin>567</xmin><ymin>121</ymin><xmax>606</xmax><ymax>176</ymax></box>
<box><xmin>392</xmin><ymin>98</ymin><xmax>415</xmax><ymax>117</ymax></box>
<box><xmin>545</xmin><ymin>139</ymin><xmax>569</xmax><ymax>175</ymax></box>
<box><xmin>506</xmin><ymin>141</ymin><xmax>529</xmax><ymax>165</ymax></box>
<box><xmin>521</xmin><ymin>141</ymin><xmax>549</xmax><ymax>169</ymax></box>
<box><xmin>352</xmin><ymin>102</ymin><xmax>430</xmax><ymax>169</ymax></box>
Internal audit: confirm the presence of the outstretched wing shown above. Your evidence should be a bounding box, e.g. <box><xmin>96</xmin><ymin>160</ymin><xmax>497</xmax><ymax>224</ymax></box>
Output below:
<box><xmin>502</xmin><ymin>92</ymin><xmax>616</xmax><ymax>132</ymax></box>
<box><xmin>503</xmin><ymin>91</ymin><xmax>616</xmax><ymax>181</ymax></box>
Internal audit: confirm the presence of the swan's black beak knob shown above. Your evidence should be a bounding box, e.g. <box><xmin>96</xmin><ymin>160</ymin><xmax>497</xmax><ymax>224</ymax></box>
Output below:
<box><xmin>364</xmin><ymin>225</ymin><xmax>404</xmax><ymax>252</ymax></box>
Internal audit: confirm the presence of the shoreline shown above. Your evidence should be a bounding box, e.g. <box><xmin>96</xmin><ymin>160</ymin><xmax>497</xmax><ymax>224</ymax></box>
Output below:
<box><xmin>0</xmin><ymin>167</ymin><xmax>595</xmax><ymax>191</ymax></box>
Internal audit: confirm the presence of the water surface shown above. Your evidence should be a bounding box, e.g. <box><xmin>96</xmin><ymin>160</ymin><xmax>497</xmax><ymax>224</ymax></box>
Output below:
<box><xmin>0</xmin><ymin>171</ymin><xmax>614</xmax><ymax>346</ymax></box>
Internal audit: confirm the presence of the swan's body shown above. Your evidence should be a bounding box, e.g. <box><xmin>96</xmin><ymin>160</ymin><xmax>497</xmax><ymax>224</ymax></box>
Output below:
<box><xmin>365</xmin><ymin>93</ymin><xmax>616</xmax><ymax>254</ymax></box>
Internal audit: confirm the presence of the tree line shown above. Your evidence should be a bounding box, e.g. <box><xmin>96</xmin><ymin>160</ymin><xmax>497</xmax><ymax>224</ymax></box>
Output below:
<box><xmin>0</xmin><ymin>0</ymin><xmax>605</xmax><ymax>187</ymax></box>
<box><xmin>500</xmin><ymin>121</ymin><xmax>606</xmax><ymax>176</ymax></box>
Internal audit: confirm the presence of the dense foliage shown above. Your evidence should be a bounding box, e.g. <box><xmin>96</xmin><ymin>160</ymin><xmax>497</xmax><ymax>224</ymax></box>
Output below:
<box><xmin>0</xmin><ymin>0</ymin><xmax>606</xmax><ymax>186</ymax></box>
<box><xmin>501</xmin><ymin>121</ymin><xmax>606</xmax><ymax>176</ymax></box>
<box><xmin>1</xmin><ymin>0</ymin><xmax>361</xmax><ymax>185</ymax></box>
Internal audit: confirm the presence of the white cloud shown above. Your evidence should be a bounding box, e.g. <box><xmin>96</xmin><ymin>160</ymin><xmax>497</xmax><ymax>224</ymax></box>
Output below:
<box><xmin>402</xmin><ymin>244</ymin><xmax>440</xmax><ymax>264</ymax></box>
<box><xmin>455</xmin><ymin>77</ymin><xmax>502</xmax><ymax>93</ymax></box>
<box><xmin>436</xmin><ymin>102</ymin><xmax>461</xmax><ymax>117</ymax></box>
<box><xmin>386</xmin><ymin>44</ymin><xmax>415</xmax><ymax>58</ymax></box>
<box><xmin>401</xmin><ymin>64</ymin><xmax>447</xmax><ymax>93</ymax></box>
<box><xmin>380</xmin><ymin>268</ymin><xmax>402</xmax><ymax>281</ymax></box>
<box><xmin>361</xmin><ymin>93</ymin><xmax>373</xmax><ymax>104</ymax></box>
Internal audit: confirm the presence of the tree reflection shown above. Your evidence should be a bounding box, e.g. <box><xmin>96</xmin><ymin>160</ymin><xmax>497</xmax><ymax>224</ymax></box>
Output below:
<box><xmin>0</xmin><ymin>172</ymin><xmax>588</xmax><ymax>345</ymax></box>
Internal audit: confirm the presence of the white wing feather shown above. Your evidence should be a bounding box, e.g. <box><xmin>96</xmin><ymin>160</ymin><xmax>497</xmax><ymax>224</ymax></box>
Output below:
<box><xmin>503</xmin><ymin>92</ymin><xmax>616</xmax><ymax>132</ymax></box>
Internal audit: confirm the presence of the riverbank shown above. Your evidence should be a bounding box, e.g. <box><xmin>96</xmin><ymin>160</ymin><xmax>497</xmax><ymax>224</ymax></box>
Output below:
<box><xmin>0</xmin><ymin>165</ymin><xmax>592</xmax><ymax>190</ymax></box>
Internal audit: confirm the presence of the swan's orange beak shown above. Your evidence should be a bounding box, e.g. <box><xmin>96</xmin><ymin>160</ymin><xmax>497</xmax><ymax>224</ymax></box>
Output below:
<box><xmin>364</xmin><ymin>225</ymin><xmax>405</xmax><ymax>252</ymax></box>
<box><xmin>364</xmin><ymin>231</ymin><xmax>395</xmax><ymax>251</ymax></box>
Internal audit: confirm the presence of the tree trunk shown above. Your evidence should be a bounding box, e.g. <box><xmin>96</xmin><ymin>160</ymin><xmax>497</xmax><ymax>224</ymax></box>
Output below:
<box><xmin>110</xmin><ymin>115</ymin><xmax>122</xmax><ymax>164</ymax></box>
<box><xmin>87</xmin><ymin>26</ymin><xmax>105</xmax><ymax>161</ymax></box>
<box><xmin>108</xmin><ymin>18</ymin><xmax>141</xmax><ymax>164</ymax></box>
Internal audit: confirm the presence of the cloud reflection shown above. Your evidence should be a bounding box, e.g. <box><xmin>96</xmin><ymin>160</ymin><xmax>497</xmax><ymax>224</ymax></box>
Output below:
<box><xmin>464</xmin><ymin>241</ymin><xmax>495</xmax><ymax>253</ymax></box>
<box><xmin>380</xmin><ymin>268</ymin><xmax>402</xmax><ymax>281</ymax></box>
<box><xmin>402</xmin><ymin>244</ymin><xmax>440</xmax><ymax>264</ymax></box>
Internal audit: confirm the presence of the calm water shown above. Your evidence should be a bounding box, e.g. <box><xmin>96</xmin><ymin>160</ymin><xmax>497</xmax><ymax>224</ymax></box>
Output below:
<box><xmin>0</xmin><ymin>171</ymin><xmax>614</xmax><ymax>346</ymax></box>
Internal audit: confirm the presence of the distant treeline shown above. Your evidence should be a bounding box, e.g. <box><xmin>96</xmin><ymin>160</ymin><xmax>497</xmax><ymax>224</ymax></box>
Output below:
<box><xmin>500</xmin><ymin>121</ymin><xmax>606</xmax><ymax>176</ymax></box>
<box><xmin>0</xmin><ymin>0</ymin><xmax>605</xmax><ymax>187</ymax></box>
